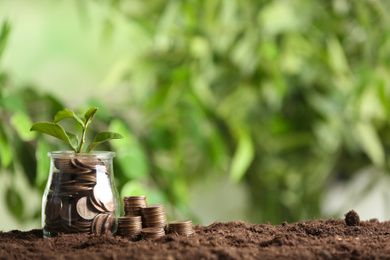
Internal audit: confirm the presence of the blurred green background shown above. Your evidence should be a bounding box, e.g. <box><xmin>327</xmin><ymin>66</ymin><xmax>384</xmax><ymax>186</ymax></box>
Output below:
<box><xmin>1</xmin><ymin>0</ymin><xmax>390</xmax><ymax>231</ymax></box>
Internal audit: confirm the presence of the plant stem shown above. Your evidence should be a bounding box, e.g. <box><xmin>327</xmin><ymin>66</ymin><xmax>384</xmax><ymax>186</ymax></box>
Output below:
<box><xmin>78</xmin><ymin>126</ymin><xmax>87</xmax><ymax>153</ymax></box>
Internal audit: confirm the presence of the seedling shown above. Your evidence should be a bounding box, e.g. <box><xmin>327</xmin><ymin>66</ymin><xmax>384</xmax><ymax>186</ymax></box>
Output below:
<box><xmin>30</xmin><ymin>107</ymin><xmax>123</xmax><ymax>153</ymax></box>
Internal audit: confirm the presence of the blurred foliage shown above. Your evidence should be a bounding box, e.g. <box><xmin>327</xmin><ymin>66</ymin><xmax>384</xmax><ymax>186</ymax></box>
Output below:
<box><xmin>1</xmin><ymin>0</ymin><xmax>390</xmax><ymax>225</ymax></box>
<box><xmin>95</xmin><ymin>0</ymin><xmax>390</xmax><ymax>223</ymax></box>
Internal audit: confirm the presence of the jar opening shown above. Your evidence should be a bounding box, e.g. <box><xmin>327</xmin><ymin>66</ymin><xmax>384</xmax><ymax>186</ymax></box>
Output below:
<box><xmin>48</xmin><ymin>151</ymin><xmax>116</xmax><ymax>159</ymax></box>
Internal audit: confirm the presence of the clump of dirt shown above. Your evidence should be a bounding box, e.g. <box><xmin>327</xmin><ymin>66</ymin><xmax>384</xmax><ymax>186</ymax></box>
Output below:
<box><xmin>345</xmin><ymin>210</ymin><xmax>360</xmax><ymax>226</ymax></box>
<box><xmin>1</xmin><ymin>213</ymin><xmax>390</xmax><ymax>259</ymax></box>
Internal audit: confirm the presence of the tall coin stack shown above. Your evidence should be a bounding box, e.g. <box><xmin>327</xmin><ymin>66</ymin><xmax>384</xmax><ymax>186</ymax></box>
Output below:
<box><xmin>44</xmin><ymin>158</ymin><xmax>116</xmax><ymax>235</ymax></box>
<box><xmin>123</xmin><ymin>196</ymin><xmax>147</xmax><ymax>216</ymax></box>
<box><xmin>168</xmin><ymin>220</ymin><xmax>194</xmax><ymax>236</ymax></box>
<box><xmin>141</xmin><ymin>203</ymin><xmax>167</xmax><ymax>229</ymax></box>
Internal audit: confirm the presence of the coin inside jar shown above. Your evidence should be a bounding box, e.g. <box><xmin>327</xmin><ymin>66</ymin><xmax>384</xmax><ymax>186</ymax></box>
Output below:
<box><xmin>89</xmin><ymin>194</ymin><xmax>106</xmax><ymax>212</ymax></box>
<box><xmin>91</xmin><ymin>214</ymin><xmax>106</xmax><ymax>235</ymax></box>
<box><xmin>103</xmin><ymin>213</ymin><xmax>115</xmax><ymax>234</ymax></box>
<box><xmin>60</xmin><ymin>199</ymin><xmax>80</xmax><ymax>222</ymax></box>
<box><xmin>76</xmin><ymin>196</ymin><xmax>99</xmax><ymax>220</ymax></box>
<box><xmin>92</xmin><ymin>213</ymin><xmax>114</xmax><ymax>235</ymax></box>
<box><xmin>93</xmin><ymin>185</ymin><xmax>115</xmax><ymax>212</ymax></box>
<box><xmin>45</xmin><ymin>197</ymin><xmax>63</xmax><ymax>221</ymax></box>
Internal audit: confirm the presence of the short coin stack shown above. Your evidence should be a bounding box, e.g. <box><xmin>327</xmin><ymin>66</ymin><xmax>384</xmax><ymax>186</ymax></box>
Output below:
<box><xmin>141</xmin><ymin>203</ymin><xmax>167</xmax><ymax>229</ymax></box>
<box><xmin>117</xmin><ymin>216</ymin><xmax>142</xmax><ymax>237</ymax></box>
<box><xmin>168</xmin><ymin>220</ymin><xmax>194</xmax><ymax>236</ymax></box>
<box><xmin>44</xmin><ymin>157</ymin><xmax>116</xmax><ymax>236</ymax></box>
<box><xmin>123</xmin><ymin>196</ymin><xmax>147</xmax><ymax>216</ymax></box>
<box><xmin>141</xmin><ymin>227</ymin><xmax>165</xmax><ymax>240</ymax></box>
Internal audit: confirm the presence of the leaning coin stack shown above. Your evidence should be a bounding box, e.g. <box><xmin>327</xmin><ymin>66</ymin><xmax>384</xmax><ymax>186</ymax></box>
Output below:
<box><xmin>168</xmin><ymin>220</ymin><xmax>194</xmax><ymax>236</ymax></box>
<box><xmin>44</xmin><ymin>158</ymin><xmax>116</xmax><ymax>235</ymax></box>
<box><xmin>141</xmin><ymin>227</ymin><xmax>165</xmax><ymax>240</ymax></box>
<box><xmin>141</xmin><ymin>203</ymin><xmax>167</xmax><ymax>229</ymax></box>
<box><xmin>117</xmin><ymin>216</ymin><xmax>142</xmax><ymax>237</ymax></box>
<box><xmin>92</xmin><ymin>213</ymin><xmax>116</xmax><ymax>236</ymax></box>
<box><xmin>123</xmin><ymin>196</ymin><xmax>147</xmax><ymax>216</ymax></box>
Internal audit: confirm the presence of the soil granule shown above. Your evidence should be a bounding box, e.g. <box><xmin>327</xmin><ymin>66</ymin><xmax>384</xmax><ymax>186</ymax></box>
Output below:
<box><xmin>1</xmin><ymin>218</ymin><xmax>390</xmax><ymax>259</ymax></box>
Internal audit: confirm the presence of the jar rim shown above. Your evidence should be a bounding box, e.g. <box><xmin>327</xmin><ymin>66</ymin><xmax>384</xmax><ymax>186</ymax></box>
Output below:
<box><xmin>48</xmin><ymin>151</ymin><xmax>116</xmax><ymax>159</ymax></box>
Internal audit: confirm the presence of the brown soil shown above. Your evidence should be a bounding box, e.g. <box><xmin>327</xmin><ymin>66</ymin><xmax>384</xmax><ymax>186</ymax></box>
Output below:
<box><xmin>1</xmin><ymin>217</ymin><xmax>390</xmax><ymax>259</ymax></box>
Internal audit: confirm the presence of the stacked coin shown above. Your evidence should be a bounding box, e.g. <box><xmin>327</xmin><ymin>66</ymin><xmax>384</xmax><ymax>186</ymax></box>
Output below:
<box><xmin>141</xmin><ymin>227</ymin><xmax>165</xmax><ymax>240</ymax></box>
<box><xmin>141</xmin><ymin>203</ymin><xmax>167</xmax><ymax>229</ymax></box>
<box><xmin>117</xmin><ymin>216</ymin><xmax>142</xmax><ymax>237</ymax></box>
<box><xmin>168</xmin><ymin>220</ymin><xmax>194</xmax><ymax>236</ymax></box>
<box><xmin>44</xmin><ymin>158</ymin><xmax>116</xmax><ymax>236</ymax></box>
<box><xmin>123</xmin><ymin>196</ymin><xmax>147</xmax><ymax>216</ymax></box>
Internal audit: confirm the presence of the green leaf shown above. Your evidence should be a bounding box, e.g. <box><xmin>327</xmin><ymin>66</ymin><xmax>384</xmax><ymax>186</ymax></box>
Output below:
<box><xmin>11</xmin><ymin>112</ymin><xmax>36</xmax><ymax>141</ymax></box>
<box><xmin>0</xmin><ymin>126</ymin><xmax>12</xmax><ymax>168</ymax></box>
<box><xmin>230</xmin><ymin>130</ymin><xmax>255</xmax><ymax>183</ymax></box>
<box><xmin>66</xmin><ymin>131</ymin><xmax>79</xmax><ymax>151</ymax></box>
<box><xmin>30</xmin><ymin>122</ymin><xmax>78</xmax><ymax>151</ymax></box>
<box><xmin>109</xmin><ymin>119</ymin><xmax>148</xmax><ymax>179</ymax></box>
<box><xmin>35</xmin><ymin>138</ymin><xmax>51</xmax><ymax>188</ymax></box>
<box><xmin>86</xmin><ymin>131</ymin><xmax>124</xmax><ymax>153</ymax></box>
<box><xmin>5</xmin><ymin>187</ymin><xmax>24</xmax><ymax>220</ymax></box>
<box><xmin>54</xmin><ymin>108</ymin><xmax>84</xmax><ymax>127</ymax></box>
<box><xmin>327</xmin><ymin>37</ymin><xmax>350</xmax><ymax>75</ymax></box>
<box><xmin>0</xmin><ymin>21</ymin><xmax>11</xmax><ymax>60</ymax></box>
<box><xmin>355</xmin><ymin>122</ymin><xmax>385</xmax><ymax>168</ymax></box>
<box><xmin>258</xmin><ymin>1</ymin><xmax>300</xmax><ymax>35</ymax></box>
<box><xmin>0</xmin><ymin>92</ymin><xmax>27</xmax><ymax>114</ymax></box>
<box><xmin>84</xmin><ymin>107</ymin><xmax>98</xmax><ymax>126</ymax></box>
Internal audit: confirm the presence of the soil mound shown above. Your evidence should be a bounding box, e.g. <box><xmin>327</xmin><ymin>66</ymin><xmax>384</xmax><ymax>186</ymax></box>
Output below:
<box><xmin>1</xmin><ymin>218</ymin><xmax>390</xmax><ymax>259</ymax></box>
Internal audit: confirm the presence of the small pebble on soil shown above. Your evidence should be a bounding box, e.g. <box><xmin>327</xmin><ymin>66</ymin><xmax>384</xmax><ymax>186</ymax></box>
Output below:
<box><xmin>345</xmin><ymin>210</ymin><xmax>360</xmax><ymax>226</ymax></box>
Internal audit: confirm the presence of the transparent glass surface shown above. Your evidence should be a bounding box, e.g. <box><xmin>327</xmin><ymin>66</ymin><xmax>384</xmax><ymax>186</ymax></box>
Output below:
<box><xmin>42</xmin><ymin>151</ymin><xmax>120</xmax><ymax>238</ymax></box>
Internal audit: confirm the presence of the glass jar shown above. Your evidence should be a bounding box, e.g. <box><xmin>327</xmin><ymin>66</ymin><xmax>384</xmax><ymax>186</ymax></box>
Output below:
<box><xmin>42</xmin><ymin>151</ymin><xmax>120</xmax><ymax>238</ymax></box>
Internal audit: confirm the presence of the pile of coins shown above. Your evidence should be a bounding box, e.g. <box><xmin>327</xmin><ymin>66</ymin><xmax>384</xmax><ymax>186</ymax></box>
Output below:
<box><xmin>141</xmin><ymin>227</ymin><xmax>165</xmax><ymax>240</ymax></box>
<box><xmin>168</xmin><ymin>220</ymin><xmax>194</xmax><ymax>236</ymax></box>
<box><xmin>141</xmin><ymin>203</ymin><xmax>167</xmax><ymax>229</ymax></box>
<box><xmin>117</xmin><ymin>216</ymin><xmax>142</xmax><ymax>237</ymax></box>
<box><xmin>117</xmin><ymin>196</ymin><xmax>195</xmax><ymax>239</ymax></box>
<box><xmin>44</xmin><ymin>158</ymin><xmax>116</xmax><ymax>236</ymax></box>
<box><xmin>123</xmin><ymin>196</ymin><xmax>147</xmax><ymax>216</ymax></box>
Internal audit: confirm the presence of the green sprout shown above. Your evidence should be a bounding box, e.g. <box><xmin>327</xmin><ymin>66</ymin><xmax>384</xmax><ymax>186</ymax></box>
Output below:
<box><xmin>30</xmin><ymin>107</ymin><xmax>124</xmax><ymax>153</ymax></box>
